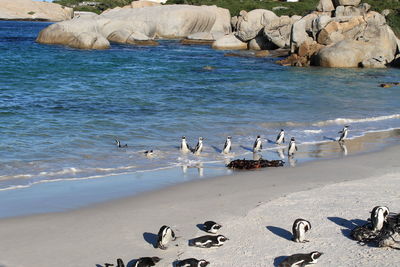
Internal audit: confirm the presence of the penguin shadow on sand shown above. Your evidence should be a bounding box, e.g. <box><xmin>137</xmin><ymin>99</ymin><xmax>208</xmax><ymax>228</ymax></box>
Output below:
<box><xmin>239</xmin><ymin>145</ymin><xmax>253</xmax><ymax>152</ymax></box>
<box><xmin>211</xmin><ymin>145</ymin><xmax>222</xmax><ymax>153</ymax></box>
<box><xmin>327</xmin><ymin>216</ymin><xmax>367</xmax><ymax>239</ymax></box>
<box><xmin>323</xmin><ymin>136</ymin><xmax>337</xmax><ymax>141</ymax></box>
<box><xmin>273</xmin><ymin>255</ymin><xmax>288</xmax><ymax>267</ymax></box>
<box><xmin>267</xmin><ymin>139</ymin><xmax>276</xmax><ymax>144</ymax></box>
<box><xmin>143</xmin><ymin>232</ymin><xmax>159</xmax><ymax>248</ymax></box>
<box><xmin>266</xmin><ymin>226</ymin><xmax>293</xmax><ymax>241</ymax></box>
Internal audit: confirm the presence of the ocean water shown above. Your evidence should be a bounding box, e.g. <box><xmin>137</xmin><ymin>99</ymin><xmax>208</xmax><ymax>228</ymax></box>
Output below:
<box><xmin>1</xmin><ymin>21</ymin><xmax>400</xmax><ymax>192</ymax></box>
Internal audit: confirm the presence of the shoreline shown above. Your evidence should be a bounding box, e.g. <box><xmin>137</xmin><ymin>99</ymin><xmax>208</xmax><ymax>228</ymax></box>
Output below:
<box><xmin>0</xmin><ymin>143</ymin><xmax>399</xmax><ymax>266</ymax></box>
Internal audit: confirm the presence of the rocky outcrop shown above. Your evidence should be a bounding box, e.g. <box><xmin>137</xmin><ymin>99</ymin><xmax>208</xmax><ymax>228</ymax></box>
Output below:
<box><xmin>333</xmin><ymin>0</ymin><xmax>361</xmax><ymax>7</ymax></box>
<box><xmin>235</xmin><ymin>9</ymin><xmax>278</xmax><ymax>41</ymax></box>
<box><xmin>212</xmin><ymin>33</ymin><xmax>248</xmax><ymax>50</ymax></box>
<box><xmin>264</xmin><ymin>15</ymin><xmax>301</xmax><ymax>49</ymax></box>
<box><xmin>37</xmin><ymin>5</ymin><xmax>231</xmax><ymax>49</ymax></box>
<box><xmin>317</xmin><ymin>0</ymin><xmax>335</xmax><ymax>12</ymax></box>
<box><xmin>0</xmin><ymin>0</ymin><xmax>73</xmax><ymax>21</ymax></box>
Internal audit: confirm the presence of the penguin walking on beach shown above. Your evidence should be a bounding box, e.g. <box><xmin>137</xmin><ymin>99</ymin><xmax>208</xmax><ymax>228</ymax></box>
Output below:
<box><xmin>104</xmin><ymin>258</ymin><xmax>125</xmax><ymax>267</ymax></box>
<box><xmin>115</xmin><ymin>139</ymin><xmax>128</xmax><ymax>148</ymax></box>
<box><xmin>292</xmin><ymin>218</ymin><xmax>311</xmax><ymax>243</ymax></box>
<box><xmin>278</xmin><ymin>251</ymin><xmax>323</xmax><ymax>267</ymax></box>
<box><xmin>157</xmin><ymin>225</ymin><xmax>176</xmax><ymax>250</ymax></box>
<box><xmin>222</xmin><ymin>136</ymin><xmax>232</xmax><ymax>154</ymax></box>
<box><xmin>253</xmin><ymin>135</ymin><xmax>262</xmax><ymax>152</ymax></box>
<box><xmin>180</xmin><ymin>136</ymin><xmax>191</xmax><ymax>153</ymax></box>
<box><xmin>202</xmin><ymin>221</ymin><xmax>222</xmax><ymax>234</ymax></box>
<box><xmin>370</xmin><ymin>206</ymin><xmax>390</xmax><ymax>232</ymax></box>
<box><xmin>175</xmin><ymin>258</ymin><xmax>210</xmax><ymax>267</ymax></box>
<box><xmin>134</xmin><ymin>257</ymin><xmax>161</xmax><ymax>267</ymax></box>
<box><xmin>288</xmin><ymin>137</ymin><xmax>297</xmax><ymax>156</ymax></box>
<box><xmin>338</xmin><ymin>125</ymin><xmax>349</xmax><ymax>142</ymax></box>
<box><xmin>276</xmin><ymin>129</ymin><xmax>285</xmax><ymax>145</ymax></box>
<box><xmin>189</xmin><ymin>235</ymin><xmax>229</xmax><ymax>248</ymax></box>
<box><xmin>192</xmin><ymin>137</ymin><xmax>204</xmax><ymax>155</ymax></box>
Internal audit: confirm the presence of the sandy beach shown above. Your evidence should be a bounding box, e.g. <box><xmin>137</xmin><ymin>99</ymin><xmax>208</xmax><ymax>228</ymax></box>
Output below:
<box><xmin>0</xmin><ymin>143</ymin><xmax>399</xmax><ymax>267</ymax></box>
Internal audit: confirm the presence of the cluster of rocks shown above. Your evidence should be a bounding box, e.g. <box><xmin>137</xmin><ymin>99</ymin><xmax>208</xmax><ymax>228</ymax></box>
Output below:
<box><xmin>34</xmin><ymin>0</ymin><xmax>400</xmax><ymax>68</ymax></box>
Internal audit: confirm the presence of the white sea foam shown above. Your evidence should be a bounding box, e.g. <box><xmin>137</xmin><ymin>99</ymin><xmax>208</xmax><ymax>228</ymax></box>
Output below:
<box><xmin>303</xmin><ymin>129</ymin><xmax>323</xmax><ymax>134</ymax></box>
<box><xmin>312</xmin><ymin>114</ymin><xmax>400</xmax><ymax>127</ymax></box>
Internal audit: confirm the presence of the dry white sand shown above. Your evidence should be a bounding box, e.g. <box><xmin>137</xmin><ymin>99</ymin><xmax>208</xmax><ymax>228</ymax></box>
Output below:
<box><xmin>0</xmin><ymin>145</ymin><xmax>399</xmax><ymax>267</ymax></box>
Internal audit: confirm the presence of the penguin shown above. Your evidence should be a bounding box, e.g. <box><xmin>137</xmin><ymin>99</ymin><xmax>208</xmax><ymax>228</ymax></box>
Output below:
<box><xmin>157</xmin><ymin>225</ymin><xmax>176</xmax><ymax>250</ymax></box>
<box><xmin>180</xmin><ymin>136</ymin><xmax>191</xmax><ymax>153</ymax></box>
<box><xmin>104</xmin><ymin>258</ymin><xmax>124</xmax><ymax>267</ymax></box>
<box><xmin>288</xmin><ymin>137</ymin><xmax>297</xmax><ymax>156</ymax></box>
<box><xmin>190</xmin><ymin>235</ymin><xmax>228</xmax><ymax>248</ymax></box>
<box><xmin>144</xmin><ymin>150</ymin><xmax>154</xmax><ymax>158</ymax></box>
<box><xmin>292</xmin><ymin>218</ymin><xmax>311</xmax><ymax>243</ymax></box>
<box><xmin>338</xmin><ymin>125</ymin><xmax>349</xmax><ymax>142</ymax></box>
<box><xmin>203</xmin><ymin>221</ymin><xmax>222</xmax><ymax>234</ymax></box>
<box><xmin>276</xmin><ymin>129</ymin><xmax>285</xmax><ymax>145</ymax></box>
<box><xmin>222</xmin><ymin>136</ymin><xmax>232</xmax><ymax>154</ymax></box>
<box><xmin>115</xmin><ymin>139</ymin><xmax>128</xmax><ymax>148</ymax></box>
<box><xmin>192</xmin><ymin>137</ymin><xmax>203</xmax><ymax>155</ymax></box>
<box><xmin>278</xmin><ymin>251</ymin><xmax>323</xmax><ymax>267</ymax></box>
<box><xmin>370</xmin><ymin>206</ymin><xmax>390</xmax><ymax>232</ymax></box>
<box><xmin>253</xmin><ymin>135</ymin><xmax>262</xmax><ymax>152</ymax></box>
<box><xmin>134</xmin><ymin>257</ymin><xmax>161</xmax><ymax>267</ymax></box>
<box><xmin>175</xmin><ymin>258</ymin><xmax>210</xmax><ymax>267</ymax></box>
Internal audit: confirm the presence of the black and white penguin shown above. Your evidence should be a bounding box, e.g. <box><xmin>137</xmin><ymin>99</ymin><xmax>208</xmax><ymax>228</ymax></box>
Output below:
<box><xmin>292</xmin><ymin>218</ymin><xmax>311</xmax><ymax>243</ymax></box>
<box><xmin>115</xmin><ymin>139</ymin><xmax>128</xmax><ymax>148</ymax></box>
<box><xmin>222</xmin><ymin>136</ymin><xmax>232</xmax><ymax>154</ymax></box>
<box><xmin>104</xmin><ymin>258</ymin><xmax>125</xmax><ymax>267</ymax></box>
<box><xmin>370</xmin><ymin>206</ymin><xmax>390</xmax><ymax>232</ymax></box>
<box><xmin>175</xmin><ymin>258</ymin><xmax>210</xmax><ymax>267</ymax></box>
<box><xmin>253</xmin><ymin>135</ymin><xmax>262</xmax><ymax>152</ymax></box>
<box><xmin>276</xmin><ymin>129</ymin><xmax>285</xmax><ymax>145</ymax></box>
<box><xmin>278</xmin><ymin>251</ymin><xmax>323</xmax><ymax>267</ymax></box>
<box><xmin>180</xmin><ymin>136</ymin><xmax>191</xmax><ymax>153</ymax></box>
<box><xmin>157</xmin><ymin>225</ymin><xmax>176</xmax><ymax>250</ymax></box>
<box><xmin>203</xmin><ymin>221</ymin><xmax>222</xmax><ymax>234</ymax></box>
<box><xmin>338</xmin><ymin>125</ymin><xmax>349</xmax><ymax>142</ymax></box>
<box><xmin>134</xmin><ymin>257</ymin><xmax>161</xmax><ymax>267</ymax></box>
<box><xmin>288</xmin><ymin>137</ymin><xmax>297</xmax><ymax>156</ymax></box>
<box><xmin>190</xmin><ymin>235</ymin><xmax>229</xmax><ymax>248</ymax></box>
<box><xmin>192</xmin><ymin>137</ymin><xmax>204</xmax><ymax>155</ymax></box>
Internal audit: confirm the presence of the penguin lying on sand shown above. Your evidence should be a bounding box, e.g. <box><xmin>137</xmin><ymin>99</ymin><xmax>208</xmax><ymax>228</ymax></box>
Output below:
<box><xmin>189</xmin><ymin>235</ymin><xmax>228</xmax><ymax>248</ymax></box>
<box><xmin>175</xmin><ymin>258</ymin><xmax>210</xmax><ymax>267</ymax></box>
<box><xmin>134</xmin><ymin>257</ymin><xmax>161</xmax><ymax>267</ymax></box>
<box><xmin>203</xmin><ymin>221</ymin><xmax>222</xmax><ymax>234</ymax></box>
<box><xmin>279</xmin><ymin>251</ymin><xmax>323</xmax><ymax>267</ymax></box>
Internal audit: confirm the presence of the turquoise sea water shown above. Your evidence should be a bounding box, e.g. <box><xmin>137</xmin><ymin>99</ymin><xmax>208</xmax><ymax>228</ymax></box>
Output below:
<box><xmin>1</xmin><ymin>21</ymin><xmax>400</xmax><ymax>193</ymax></box>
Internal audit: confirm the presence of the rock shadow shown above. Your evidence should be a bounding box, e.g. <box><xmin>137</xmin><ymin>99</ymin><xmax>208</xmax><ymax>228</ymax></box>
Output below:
<box><xmin>273</xmin><ymin>255</ymin><xmax>287</xmax><ymax>267</ymax></box>
<box><xmin>327</xmin><ymin>216</ymin><xmax>367</xmax><ymax>239</ymax></box>
<box><xmin>143</xmin><ymin>232</ymin><xmax>158</xmax><ymax>248</ymax></box>
<box><xmin>266</xmin><ymin>226</ymin><xmax>292</xmax><ymax>241</ymax></box>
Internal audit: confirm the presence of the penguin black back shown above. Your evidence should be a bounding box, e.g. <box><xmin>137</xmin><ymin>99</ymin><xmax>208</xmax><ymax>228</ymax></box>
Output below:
<box><xmin>279</xmin><ymin>251</ymin><xmax>323</xmax><ymax>267</ymax></box>
<box><xmin>176</xmin><ymin>258</ymin><xmax>210</xmax><ymax>267</ymax></box>
<box><xmin>135</xmin><ymin>257</ymin><xmax>161</xmax><ymax>267</ymax></box>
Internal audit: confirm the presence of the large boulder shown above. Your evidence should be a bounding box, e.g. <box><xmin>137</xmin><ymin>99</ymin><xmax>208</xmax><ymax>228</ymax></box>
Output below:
<box><xmin>37</xmin><ymin>5</ymin><xmax>231</xmax><ymax>49</ymax></box>
<box><xmin>317</xmin><ymin>0</ymin><xmax>335</xmax><ymax>12</ymax></box>
<box><xmin>290</xmin><ymin>13</ymin><xmax>318</xmax><ymax>53</ymax></box>
<box><xmin>248</xmin><ymin>35</ymin><xmax>276</xmax><ymax>50</ymax></box>
<box><xmin>0</xmin><ymin>0</ymin><xmax>73</xmax><ymax>21</ymax></box>
<box><xmin>333</xmin><ymin>0</ymin><xmax>361</xmax><ymax>7</ymax></box>
<box><xmin>212</xmin><ymin>34</ymin><xmax>248</xmax><ymax>50</ymax></box>
<box><xmin>264</xmin><ymin>15</ymin><xmax>301</xmax><ymax>48</ymax></box>
<box><xmin>235</xmin><ymin>9</ymin><xmax>278</xmax><ymax>41</ymax></box>
<box><xmin>335</xmin><ymin>3</ymin><xmax>370</xmax><ymax>17</ymax></box>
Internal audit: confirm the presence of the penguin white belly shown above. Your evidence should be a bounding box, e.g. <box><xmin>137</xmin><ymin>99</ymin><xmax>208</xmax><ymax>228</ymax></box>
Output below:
<box><xmin>298</xmin><ymin>227</ymin><xmax>305</xmax><ymax>242</ymax></box>
<box><xmin>288</xmin><ymin>145</ymin><xmax>296</xmax><ymax>155</ymax></box>
<box><xmin>277</xmin><ymin>135</ymin><xmax>284</xmax><ymax>144</ymax></box>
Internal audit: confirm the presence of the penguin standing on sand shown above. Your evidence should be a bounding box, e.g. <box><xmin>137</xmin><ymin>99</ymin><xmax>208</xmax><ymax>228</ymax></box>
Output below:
<box><xmin>192</xmin><ymin>137</ymin><xmax>204</xmax><ymax>155</ymax></box>
<box><xmin>134</xmin><ymin>257</ymin><xmax>161</xmax><ymax>267</ymax></box>
<box><xmin>157</xmin><ymin>225</ymin><xmax>176</xmax><ymax>250</ymax></box>
<box><xmin>253</xmin><ymin>135</ymin><xmax>262</xmax><ymax>152</ymax></box>
<box><xmin>338</xmin><ymin>125</ymin><xmax>349</xmax><ymax>142</ymax></box>
<box><xmin>292</xmin><ymin>218</ymin><xmax>311</xmax><ymax>243</ymax></box>
<box><xmin>115</xmin><ymin>139</ymin><xmax>128</xmax><ymax>148</ymax></box>
<box><xmin>203</xmin><ymin>221</ymin><xmax>222</xmax><ymax>234</ymax></box>
<box><xmin>370</xmin><ymin>206</ymin><xmax>390</xmax><ymax>232</ymax></box>
<box><xmin>276</xmin><ymin>129</ymin><xmax>285</xmax><ymax>145</ymax></box>
<box><xmin>190</xmin><ymin>235</ymin><xmax>229</xmax><ymax>248</ymax></box>
<box><xmin>278</xmin><ymin>251</ymin><xmax>323</xmax><ymax>267</ymax></box>
<box><xmin>176</xmin><ymin>258</ymin><xmax>210</xmax><ymax>267</ymax></box>
<box><xmin>288</xmin><ymin>137</ymin><xmax>297</xmax><ymax>156</ymax></box>
<box><xmin>180</xmin><ymin>136</ymin><xmax>191</xmax><ymax>153</ymax></box>
<box><xmin>222</xmin><ymin>136</ymin><xmax>232</xmax><ymax>154</ymax></box>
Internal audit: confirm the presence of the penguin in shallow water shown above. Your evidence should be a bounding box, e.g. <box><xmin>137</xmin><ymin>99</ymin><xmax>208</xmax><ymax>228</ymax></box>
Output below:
<box><xmin>203</xmin><ymin>221</ymin><xmax>222</xmax><ymax>234</ymax></box>
<box><xmin>253</xmin><ymin>135</ymin><xmax>262</xmax><ymax>152</ymax></box>
<box><xmin>104</xmin><ymin>258</ymin><xmax>124</xmax><ymax>267</ymax></box>
<box><xmin>157</xmin><ymin>225</ymin><xmax>176</xmax><ymax>250</ymax></box>
<box><xmin>180</xmin><ymin>136</ymin><xmax>191</xmax><ymax>153</ymax></box>
<box><xmin>278</xmin><ymin>251</ymin><xmax>323</xmax><ymax>267</ymax></box>
<box><xmin>276</xmin><ymin>129</ymin><xmax>285</xmax><ymax>145</ymax></box>
<box><xmin>292</xmin><ymin>218</ymin><xmax>311</xmax><ymax>243</ymax></box>
<box><xmin>192</xmin><ymin>137</ymin><xmax>203</xmax><ymax>155</ymax></box>
<box><xmin>338</xmin><ymin>125</ymin><xmax>349</xmax><ymax>142</ymax></box>
<box><xmin>134</xmin><ymin>257</ymin><xmax>161</xmax><ymax>267</ymax></box>
<box><xmin>222</xmin><ymin>136</ymin><xmax>232</xmax><ymax>154</ymax></box>
<box><xmin>175</xmin><ymin>258</ymin><xmax>210</xmax><ymax>267</ymax></box>
<box><xmin>144</xmin><ymin>150</ymin><xmax>154</xmax><ymax>158</ymax></box>
<box><xmin>115</xmin><ymin>139</ymin><xmax>128</xmax><ymax>148</ymax></box>
<box><xmin>190</xmin><ymin>235</ymin><xmax>228</xmax><ymax>248</ymax></box>
<box><xmin>288</xmin><ymin>137</ymin><xmax>297</xmax><ymax>156</ymax></box>
<box><xmin>370</xmin><ymin>206</ymin><xmax>390</xmax><ymax>232</ymax></box>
